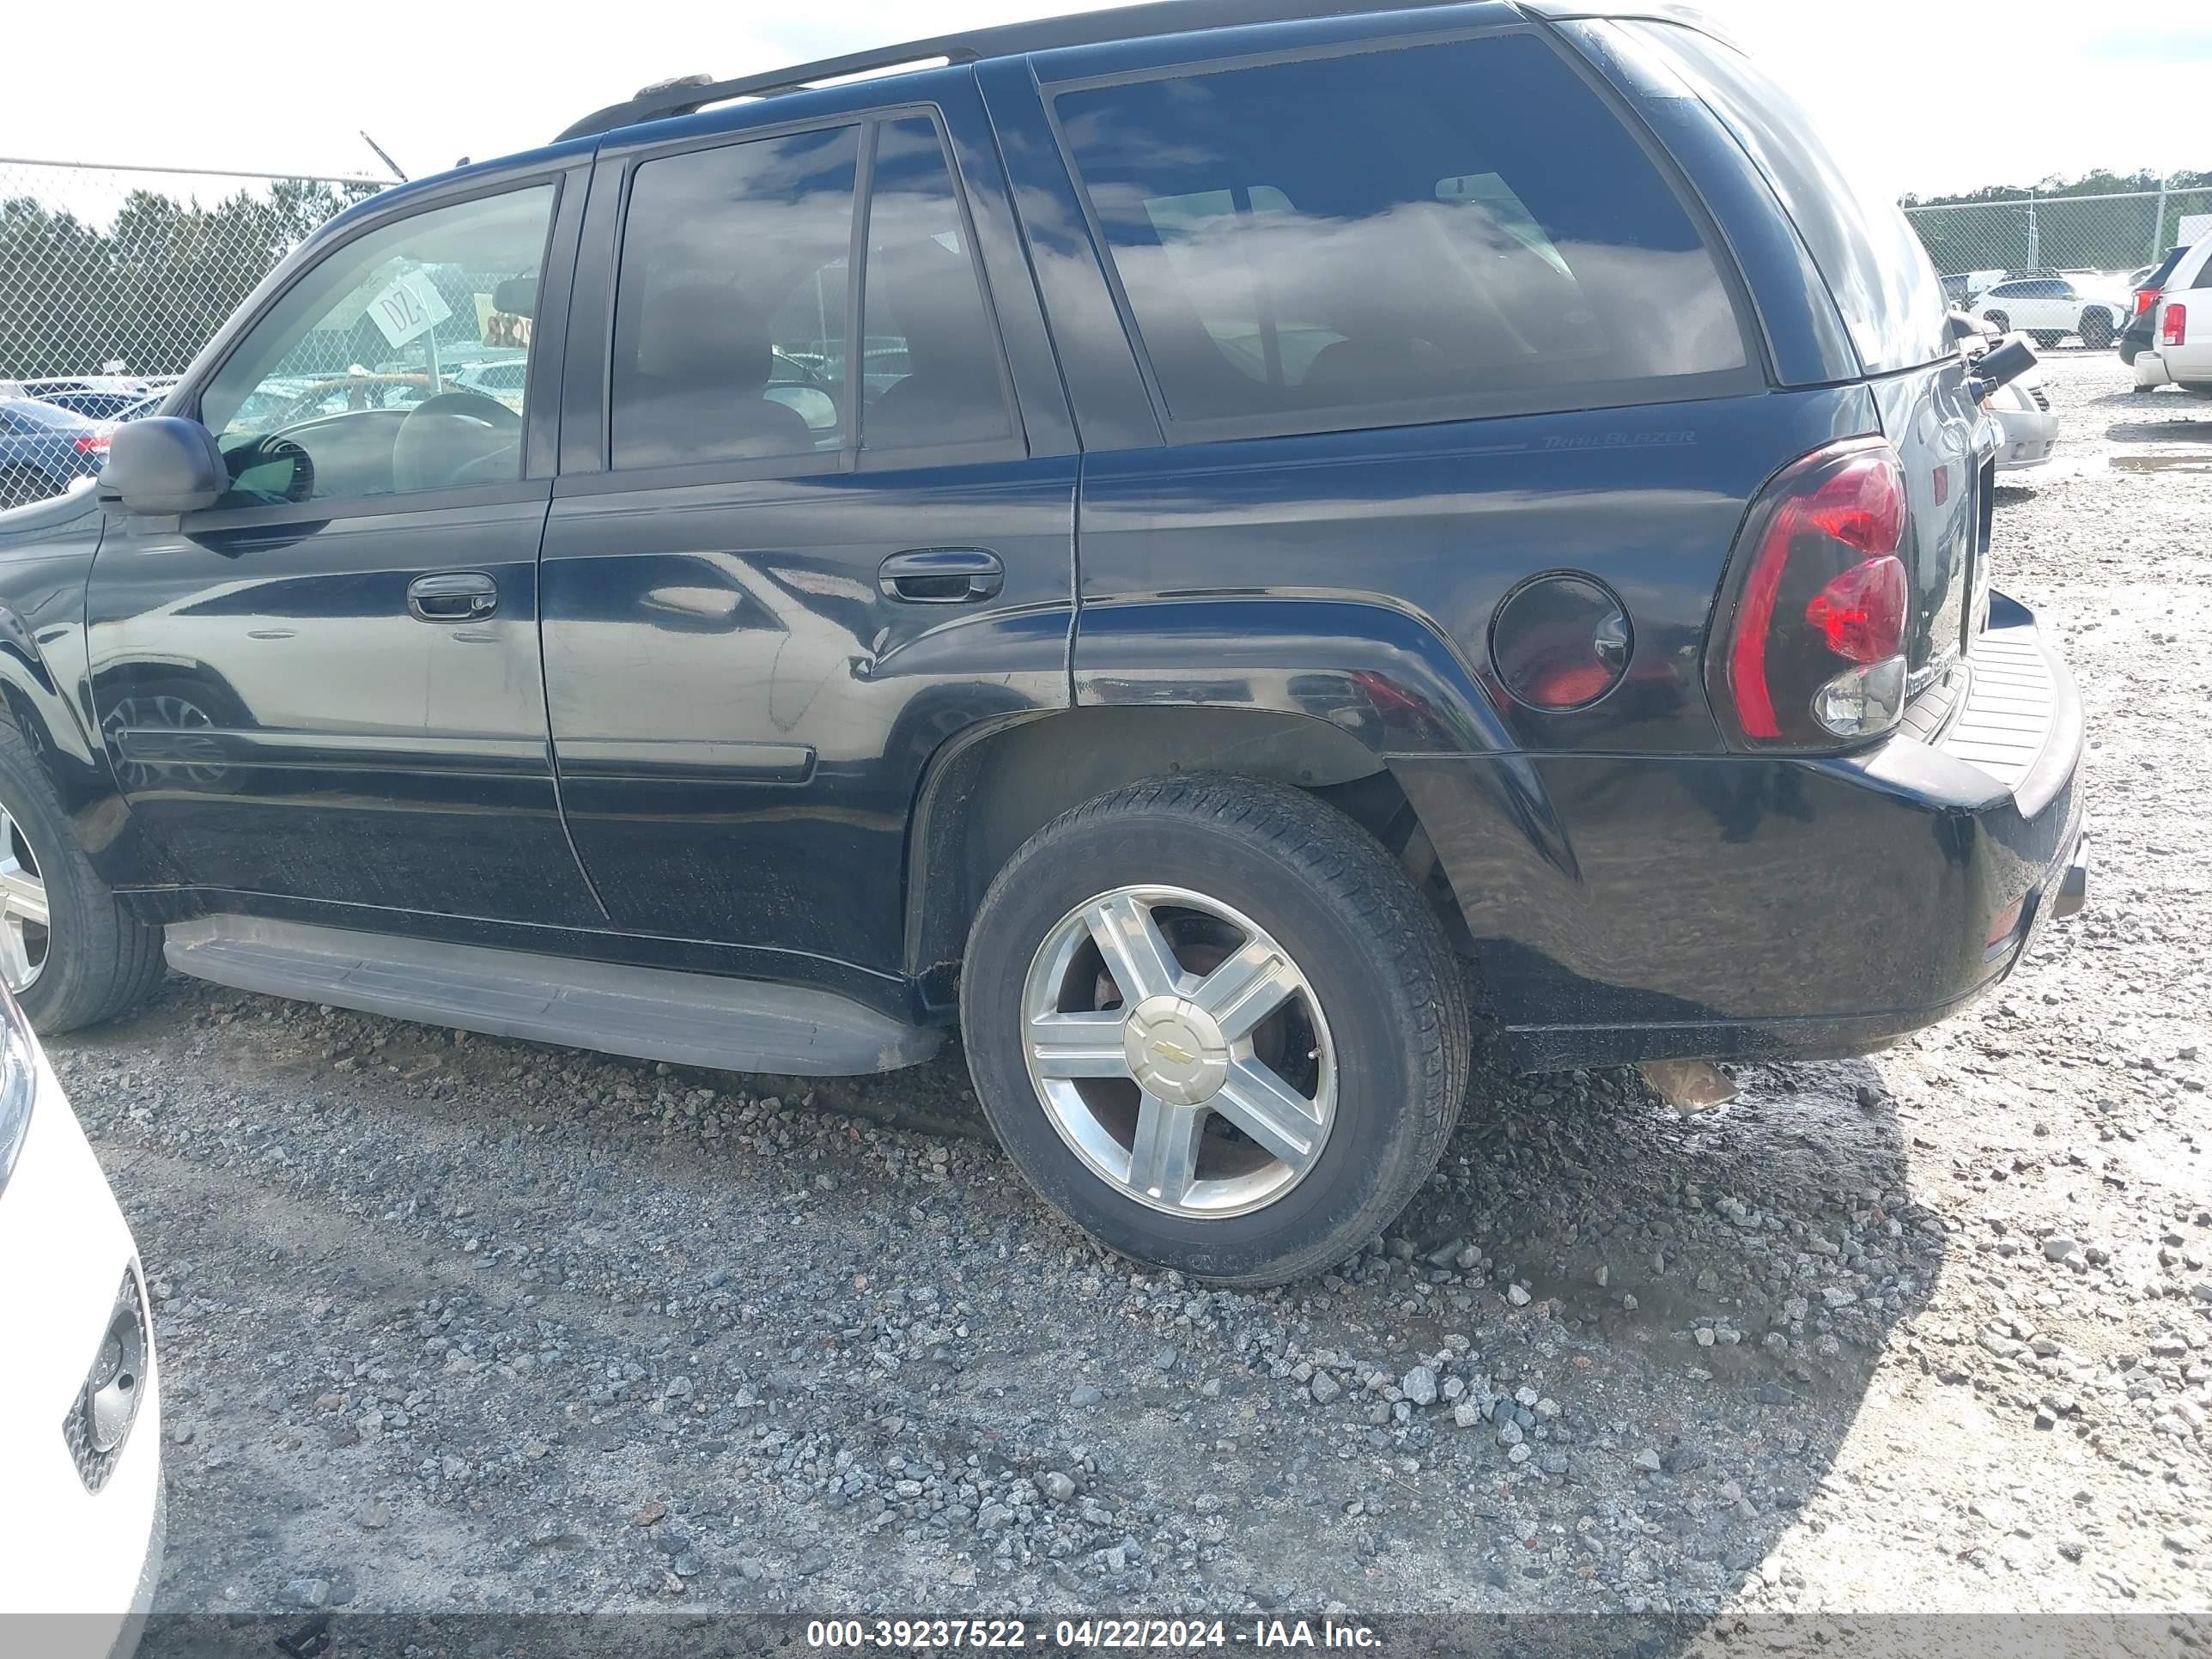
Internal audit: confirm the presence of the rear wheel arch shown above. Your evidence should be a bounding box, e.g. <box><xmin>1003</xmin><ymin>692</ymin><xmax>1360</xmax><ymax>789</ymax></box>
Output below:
<box><xmin>957</xmin><ymin>770</ymin><xmax>1473</xmax><ymax>1283</ymax></box>
<box><xmin>903</xmin><ymin>706</ymin><xmax>1475</xmax><ymax>1000</ymax></box>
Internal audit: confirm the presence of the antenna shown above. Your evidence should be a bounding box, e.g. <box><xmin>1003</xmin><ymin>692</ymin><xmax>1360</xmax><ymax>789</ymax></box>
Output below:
<box><xmin>360</xmin><ymin>131</ymin><xmax>409</xmax><ymax>185</ymax></box>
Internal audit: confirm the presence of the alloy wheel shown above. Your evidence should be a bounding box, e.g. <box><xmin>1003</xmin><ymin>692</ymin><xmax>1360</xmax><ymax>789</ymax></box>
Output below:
<box><xmin>0</xmin><ymin>803</ymin><xmax>51</xmax><ymax>991</ymax></box>
<box><xmin>1019</xmin><ymin>884</ymin><xmax>1335</xmax><ymax>1218</ymax></box>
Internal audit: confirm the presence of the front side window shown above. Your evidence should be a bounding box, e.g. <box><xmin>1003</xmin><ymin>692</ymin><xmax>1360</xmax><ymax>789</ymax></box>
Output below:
<box><xmin>1054</xmin><ymin>32</ymin><xmax>1747</xmax><ymax>429</ymax></box>
<box><xmin>201</xmin><ymin>185</ymin><xmax>553</xmax><ymax>506</ymax></box>
<box><xmin>611</xmin><ymin>126</ymin><xmax>860</xmax><ymax>471</ymax></box>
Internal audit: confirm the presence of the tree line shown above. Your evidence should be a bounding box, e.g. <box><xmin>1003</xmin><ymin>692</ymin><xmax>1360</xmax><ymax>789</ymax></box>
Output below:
<box><xmin>0</xmin><ymin>178</ymin><xmax>379</xmax><ymax>380</ymax></box>
<box><xmin>1901</xmin><ymin>169</ymin><xmax>2212</xmax><ymax>278</ymax></box>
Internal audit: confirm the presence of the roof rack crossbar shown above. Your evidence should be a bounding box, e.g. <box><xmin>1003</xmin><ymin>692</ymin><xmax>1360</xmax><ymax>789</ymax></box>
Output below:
<box><xmin>556</xmin><ymin>0</ymin><xmax>1480</xmax><ymax>141</ymax></box>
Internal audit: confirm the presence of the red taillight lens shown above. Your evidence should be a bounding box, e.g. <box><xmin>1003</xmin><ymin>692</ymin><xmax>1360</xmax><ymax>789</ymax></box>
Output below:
<box><xmin>2164</xmin><ymin>303</ymin><xmax>2188</xmax><ymax>347</ymax></box>
<box><xmin>73</xmin><ymin>434</ymin><xmax>109</xmax><ymax>454</ymax></box>
<box><xmin>2134</xmin><ymin>288</ymin><xmax>2159</xmax><ymax>314</ymax></box>
<box><xmin>1713</xmin><ymin>441</ymin><xmax>1910</xmax><ymax>748</ymax></box>
<box><xmin>1805</xmin><ymin>555</ymin><xmax>1907</xmax><ymax>664</ymax></box>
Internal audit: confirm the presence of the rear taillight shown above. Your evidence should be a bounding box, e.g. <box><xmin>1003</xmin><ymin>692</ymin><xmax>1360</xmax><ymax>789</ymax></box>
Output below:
<box><xmin>2164</xmin><ymin>304</ymin><xmax>2188</xmax><ymax>347</ymax></box>
<box><xmin>1710</xmin><ymin>439</ymin><xmax>1911</xmax><ymax>750</ymax></box>
<box><xmin>2134</xmin><ymin>288</ymin><xmax>2159</xmax><ymax>315</ymax></box>
<box><xmin>73</xmin><ymin>434</ymin><xmax>109</xmax><ymax>454</ymax></box>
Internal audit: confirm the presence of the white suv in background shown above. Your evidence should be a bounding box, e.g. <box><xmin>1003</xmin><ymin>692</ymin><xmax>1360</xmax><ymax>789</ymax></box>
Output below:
<box><xmin>2132</xmin><ymin>236</ymin><xmax>2212</xmax><ymax>394</ymax></box>
<box><xmin>1972</xmin><ymin>273</ymin><xmax>2125</xmax><ymax>348</ymax></box>
<box><xmin>0</xmin><ymin>985</ymin><xmax>163</xmax><ymax>1656</ymax></box>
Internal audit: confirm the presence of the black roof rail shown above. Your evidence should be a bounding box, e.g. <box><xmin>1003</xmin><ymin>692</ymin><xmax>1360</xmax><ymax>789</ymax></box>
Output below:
<box><xmin>556</xmin><ymin>0</ymin><xmax>1486</xmax><ymax>141</ymax></box>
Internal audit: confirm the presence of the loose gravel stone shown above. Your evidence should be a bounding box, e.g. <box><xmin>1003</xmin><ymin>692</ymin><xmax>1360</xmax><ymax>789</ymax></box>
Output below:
<box><xmin>58</xmin><ymin>354</ymin><xmax>2212</xmax><ymax>1621</ymax></box>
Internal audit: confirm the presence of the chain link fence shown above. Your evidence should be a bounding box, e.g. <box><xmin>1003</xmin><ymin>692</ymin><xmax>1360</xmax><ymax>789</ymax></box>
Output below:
<box><xmin>1905</xmin><ymin>185</ymin><xmax>2212</xmax><ymax>318</ymax></box>
<box><xmin>1</xmin><ymin>158</ymin><xmax>383</xmax><ymax>507</ymax></box>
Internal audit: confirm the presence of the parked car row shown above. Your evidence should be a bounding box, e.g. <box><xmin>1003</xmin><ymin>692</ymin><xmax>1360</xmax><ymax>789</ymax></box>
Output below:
<box><xmin>2119</xmin><ymin>236</ymin><xmax>2212</xmax><ymax>394</ymax></box>
<box><xmin>0</xmin><ymin>398</ymin><xmax>116</xmax><ymax>511</ymax></box>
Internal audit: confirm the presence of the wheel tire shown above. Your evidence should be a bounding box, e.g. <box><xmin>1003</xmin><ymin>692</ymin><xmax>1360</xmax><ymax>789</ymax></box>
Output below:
<box><xmin>2031</xmin><ymin>331</ymin><xmax>2063</xmax><ymax>349</ymax></box>
<box><xmin>0</xmin><ymin>725</ymin><xmax>166</xmax><ymax>1034</ymax></box>
<box><xmin>960</xmin><ymin>773</ymin><xmax>1471</xmax><ymax>1287</ymax></box>
<box><xmin>0</xmin><ymin>466</ymin><xmax>55</xmax><ymax>512</ymax></box>
<box><xmin>2078</xmin><ymin>309</ymin><xmax>2114</xmax><ymax>350</ymax></box>
<box><xmin>1984</xmin><ymin>310</ymin><xmax>2010</xmax><ymax>333</ymax></box>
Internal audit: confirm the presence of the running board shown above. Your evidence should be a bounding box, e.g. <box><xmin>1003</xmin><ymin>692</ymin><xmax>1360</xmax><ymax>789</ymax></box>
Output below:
<box><xmin>162</xmin><ymin>916</ymin><xmax>941</xmax><ymax>1076</ymax></box>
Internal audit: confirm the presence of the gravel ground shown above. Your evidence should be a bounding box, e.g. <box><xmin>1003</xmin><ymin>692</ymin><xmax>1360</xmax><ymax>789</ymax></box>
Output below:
<box><xmin>56</xmin><ymin>353</ymin><xmax>2209</xmax><ymax>1638</ymax></box>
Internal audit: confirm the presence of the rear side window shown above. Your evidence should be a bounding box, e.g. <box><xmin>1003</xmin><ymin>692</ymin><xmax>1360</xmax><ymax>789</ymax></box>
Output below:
<box><xmin>608</xmin><ymin>116</ymin><xmax>1015</xmax><ymax>471</ymax></box>
<box><xmin>1052</xmin><ymin>32</ymin><xmax>1747</xmax><ymax>431</ymax></box>
<box><xmin>611</xmin><ymin>125</ymin><xmax>860</xmax><ymax>471</ymax></box>
<box><xmin>1624</xmin><ymin>21</ymin><xmax>1949</xmax><ymax>375</ymax></box>
<box><xmin>860</xmin><ymin>118</ymin><xmax>1013</xmax><ymax>452</ymax></box>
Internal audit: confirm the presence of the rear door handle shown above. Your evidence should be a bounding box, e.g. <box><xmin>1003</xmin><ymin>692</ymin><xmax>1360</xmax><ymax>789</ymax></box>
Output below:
<box><xmin>408</xmin><ymin>571</ymin><xmax>498</xmax><ymax>623</ymax></box>
<box><xmin>878</xmin><ymin>548</ymin><xmax>1003</xmax><ymax>604</ymax></box>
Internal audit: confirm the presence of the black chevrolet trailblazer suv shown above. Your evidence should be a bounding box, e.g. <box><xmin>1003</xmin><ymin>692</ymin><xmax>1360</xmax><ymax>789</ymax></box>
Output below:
<box><xmin>0</xmin><ymin>1</ymin><xmax>2087</xmax><ymax>1282</ymax></box>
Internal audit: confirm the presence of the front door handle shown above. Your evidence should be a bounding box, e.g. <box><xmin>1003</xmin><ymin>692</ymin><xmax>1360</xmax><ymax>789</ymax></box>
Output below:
<box><xmin>878</xmin><ymin>548</ymin><xmax>1003</xmax><ymax>604</ymax></box>
<box><xmin>408</xmin><ymin>571</ymin><xmax>498</xmax><ymax>623</ymax></box>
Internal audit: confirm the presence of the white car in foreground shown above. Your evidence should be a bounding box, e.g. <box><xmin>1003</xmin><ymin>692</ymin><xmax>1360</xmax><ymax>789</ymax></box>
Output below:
<box><xmin>2131</xmin><ymin>235</ymin><xmax>2212</xmax><ymax>394</ymax></box>
<box><xmin>1986</xmin><ymin>336</ymin><xmax>2060</xmax><ymax>471</ymax></box>
<box><xmin>0</xmin><ymin>985</ymin><xmax>163</xmax><ymax>1656</ymax></box>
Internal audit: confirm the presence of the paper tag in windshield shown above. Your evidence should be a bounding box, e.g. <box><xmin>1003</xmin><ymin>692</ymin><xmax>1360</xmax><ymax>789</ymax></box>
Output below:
<box><xmin>367</xmin><ymin>274</ymin><xmax>452</xmax><ymax>349</ymax></box>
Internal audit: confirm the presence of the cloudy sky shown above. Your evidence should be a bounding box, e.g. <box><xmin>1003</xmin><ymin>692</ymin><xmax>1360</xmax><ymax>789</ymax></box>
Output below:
<box><xmin>4</xmin><ymin>1</ymin><xmax>2203</xmax><ymax>201</ymax></box>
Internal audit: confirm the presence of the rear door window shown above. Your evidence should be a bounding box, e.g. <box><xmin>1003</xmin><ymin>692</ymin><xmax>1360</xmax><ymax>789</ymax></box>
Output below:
<box><xmin>858</xmin><ymin>117</ymin><xmax>1015</xmax><ymax>453</ymax></box>
<box><xmin>611</xmin><ymin>125</ymin><xmax>860</xmax><ymax>471</ymax></box>
<box><xmin>1050</xmin><ymin>31</ymin><xmax>1749</xmax><ymax>433</ymax></box>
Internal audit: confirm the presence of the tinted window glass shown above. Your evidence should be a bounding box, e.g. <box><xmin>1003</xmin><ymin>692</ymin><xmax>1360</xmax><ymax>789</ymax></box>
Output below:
<box><xmin>1054</xmin><ymin>33</ymin><xmax>1746</xmax><ymax>427</ymax></box>
<box><xmin>201</xmin><ymin>186</ymin><xmax>552</xmax><ymax>505</ymax></box>
<box><xmin>611</xmin><ymin>126</ymin><xmax>859</xmax><ymax>470</ymax></box>
<box><xmin>860</xmin><ymin>118</ymin><xmax>1012</xmax><ymax>452</ymax></box>
<box><xmin>1626</xmin><ymin>21</ymin><xmax>1949</xmax><ymax>375</ymax></box>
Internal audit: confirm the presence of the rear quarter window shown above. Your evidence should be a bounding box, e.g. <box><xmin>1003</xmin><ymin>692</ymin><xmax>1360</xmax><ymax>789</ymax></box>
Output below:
<box><xmin>1049</xmin><ymin>30</ymin><xmax>1752</xmax><ymax>434</ymax></box>
<box><xmin>1622</xmin><ymin>21</ymin><xmax>1950</xmax><ymax>376</ymax></box>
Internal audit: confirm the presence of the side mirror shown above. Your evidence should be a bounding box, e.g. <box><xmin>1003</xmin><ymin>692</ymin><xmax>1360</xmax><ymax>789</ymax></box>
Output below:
<box><xmin>1966</xmin><ymin>337</ymin><xmax>2037</xmax><ymax>403</ymax></box>
<box><xmin>95</xmin><ymin>416</ymin><xmax>227</xmax><ymax>514</ymax></box>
